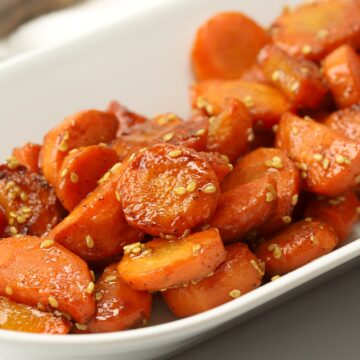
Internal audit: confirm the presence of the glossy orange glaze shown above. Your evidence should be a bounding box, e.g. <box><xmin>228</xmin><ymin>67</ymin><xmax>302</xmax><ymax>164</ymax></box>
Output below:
<box><xmin>200</xmin><ymin>152</ymin><xmax>232</xmax><ymax>183</ymax></box>
<box><xmin>240</xmin><ymin>64</ymin><xmax>271</xmax><ymax>85</ymax></box>
<box><xmin>12</xmin><ymin>143</ymin><xmax>41</xmax><ymax>173</ymax></box>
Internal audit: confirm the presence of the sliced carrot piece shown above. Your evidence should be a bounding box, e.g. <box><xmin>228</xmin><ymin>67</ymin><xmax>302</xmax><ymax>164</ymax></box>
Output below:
<box><xmin>56</xmin><ymin>145</ymin><xmax>119</xmax><ymax>212</ymax></box>
<box><xmin>0</xmin><ymin>165</ymin><xmax>64</xmax><ymax>237</ymax></box>
<box><xmin>0</xmin><ymin>236</ymin><xmax>95</xmax><ymax>324</ymax></box>
<box><xmin>118</xmin><ymin>228</ymin><xmax>226</xmax><ymax>291</ymax></box>
<box><xmin>191</xmin><ymin>79</ymin><xmax>290</xmax><ymax>130</ymax></box>
<box><xmin>80</xmin><ymin>264</ymin><xmax>152</xmax><ymax>333</ymax></box>
<box><xmin>305</xmin><ymin>191</ymin><xmax>360</xmax><ymax>242</ymax></box>
<box><xmin>322</xmin><ymin>44</ymin><xmax>360</xmax><ymax>108</ymax></box>
<box><xmin>0</xmin><ymin>296</ymin><xmax>70</xmax><ymax>334</ymax></box>
<box><xmin>48</xmin><ymin>161</ymin><xmax>143</xmax><ymax>263</ymax></box>
<box><xmin>118</xmin><ymin>143</ymin><xmax>220</xmax><ymax>237</ymax></box>
<box><xmin>258</xmin><ymin>44</ymin><xmax>327</xmax><ymax>108</ymax></box>
<box><xmin>200</xmin><ymin>152</ymin><xmax>232</xmax><ymax>183</ymax></box>
<box><xmin>270</xmin><ymin>0</ymin><xmax>360</xmax><ymax>61</ymax></box>
<box><xmin>192</xmin><ymin>12</ymin><xmax>268</xmax><ymax>81</ymax></box>
<box><xmin>210</xmin><ymin>176</ymin><xmax>277</xmax><ymax>242</ymax></box>
<box><xmin>41</xmin><ymin>110</ymin><xmax>119</xmax><ymax>187</ymax></box>
<box><xmin>255</xmin><ymin>220</ymin><xmax>338</xmax><ymax>277</ymax></box>
<box><xmin>241</xmin><ymin>64</ymin><xmax>271</xmax><ymax>85</ymax></box>
<box><xmin>276</xmin><ymin>112</ymin><xmax>360</xmax><ymax>195</ymax></box>
<box><xmin>12</xmin><ymin>143</ymin><xmax>41</xmax><ymax>173</ymax></box>
<box><xmin>206</xmin><ymin>98</ymin><xmax>252</xmax><ymax>162</ymax></box>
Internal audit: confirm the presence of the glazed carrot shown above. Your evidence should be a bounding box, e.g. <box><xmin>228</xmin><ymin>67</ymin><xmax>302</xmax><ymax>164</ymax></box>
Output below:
<box><xmin>0</xmin><ymin>236</ymin><xmax>95</xmax><ymax>324</ymax></box>
<box><xmin>118</xmin><ymin>143</ymin><xmax>220</xmax><ymax>237</ymax></box>
<box><xmin>12</xmin><ymin>143</ymin><xmax>41</xmax><ymax>173</ymax></box>
<box><xmin>192</xmin><ymin>12</ymin><xmax>268</xmax><ymax>81</ymax></box>
<box><xmin>111</xmin><ymin>136</ymin><xmax>154</xmax><ymax>162</ymax></box>
<box><xmin>305</xmin><ymin>191</ymin><xmax>360</xmax><ymax>242</ymax></box>
<box><xmin>221</xmin><ymin>148</ymin><xmax>300</xmax><ymax>235</ymax></box>
<box><xmin>56</xmin><ymin>145</ymin><xmax>119</xmax><ymax>212</ymax></box>
<box><xmin>48</xmin><ymin>162</ymin><xmax>143</xmax><ymax>262</ymax></box>
<box><xmin>118</xmin><ymin>228</ymin><xmax>226</xmax><ymax>291</ymax></box>
<box><xmin>206</xmin><ymin>98</ymin><xmax>252</xmax><ymax>162</ymax></box>
<box><xmin>200</xmin><ymin>152</ymin><xmax>232</xmax><ymax>183</ymax></box>
<box><xmin>191</xmin><ymin>79</ymin><xmax>290</xmax><ymax>130</ymax></box>
<box><xmin>41</xmin><ymin>110</ymin><xmax>119</xmax><ymax>187</ymax></box>
<box><xmin>0</xmin><ymin>165</ymin><xmax>64</xmax><ymax>237</ymax></box>
<box><xmin>210</xmin><ymin>176</ymin><xmax>277</xmax><ymax>242</ymax></box>
<box><xmin>270</xmin><ymin>0</ymin><xmax>360</xmax><ymax>61</ymax></box>
<box><xmin>0</xmin><ymin>296</ymin><xmax>70</xmax><ymax>334</ymax></box>
<box><xmin>258</xmin><ymin>44</ymin><xmax>327</xmax><ymax>109</ymax></box>
<box><xmin>322</xmin><ymin>45</ymin><xmax>360</xmax><ymax>108</ymax></box>
<box><xmin>276</xmin><ymin>113</ymin><xmax>360</xmax><ymax>196</ymax></box>
<box><xmin>255</xmin><ymin>220</ymin><xmax>338</xmax><ymax>277</ymax></box>
<box><xmin>324</xmin><ymin>105</ymin><xmax>360</xmax><ymax>141</ymax></box>
<box><xmin>162</xmin><ymin>243</ymin><xmax>263</xmax><ymax>317</ymax></box>
<box><xmin>241</xmin><ymin>64</ymin><xmax>271</xmax><ymax>85</ymax></box>
<box><xmin>80</xmin><ymin>264</ymin><xmax>152</xmax><ymax>333</ymax></box>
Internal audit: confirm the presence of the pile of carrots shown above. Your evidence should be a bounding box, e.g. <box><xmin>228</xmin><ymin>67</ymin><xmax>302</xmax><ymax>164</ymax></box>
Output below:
<box><xmin>1</xmin><ymin>0</ymin><xmax>360</xmax><ymax>335</ymax></box>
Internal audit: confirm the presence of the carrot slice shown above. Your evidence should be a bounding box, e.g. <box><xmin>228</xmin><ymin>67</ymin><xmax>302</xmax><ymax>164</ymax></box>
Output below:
<box><xmin>162</xmin><ymin>243</ymin><xmax>263</xmax><ymax>317</ymax></box>
<box><xmin>56</xmin><ymin>145</ymin><xmax>119</xmax><ymax>212</ymax></box>
<box><xmin>258</xmin><ymin>44</ymin><xmax>327</xmax><ymax>108</ymax></box>
<box><xmin>118</xmin><ymin>228</ymin><xmax>226</xmax><ymax>291</ymax></box>
<box><xmin>48</xmin><ymin>161</ymin><xmax>143</xmax><ymax>263</ymax></box>
<box><xmin>118</xmin><ymin>143</ymin><xmax>220</xmax><ymax>237</ymax></box>
<box><xmin>12</xmin><ymin>143</ymin><xmax>41</xmax><ymax>173</ymax></box>
<box><xmin>191</xmin><ymin>79</ymin><xmax>290</xmax><ymax>130</ymax></box>
<box><xmin>79</xmin><ymin>264</ymin><xmax>152</xmax><ymax>333</ymax></box>
<box><xmin>192</xmin><ymin>12</ymin><xmax>268</xmax><ymax>81</ymax></box>
<box><xmin>241</xmin><ymin>64</ymin><xmax>271</xmax><ymax>85</ymax></box>
<box><xmin>0</xmin><ymin>236</ymin><xmax>95</xmax><ymax>324</ymax></box>
<box><xmin>200</xmin><ymin>152</ymin><xmax>232</xmax><ymax>183</ymax></box>
<box><xmin>305</xmin><ymin>191</ymin><xmax>360</xmax><ymax>242</ymax></box>
<box><xmin>270</xmin><ymin>0</ymin><xmax>360</xmax><ymax>61</ymax></box>
<box><xmin>276</xmin><ymin>112</ymin><xmax>360</xmax><ymax>195</ymax></box>
<box><xmin>255</xmin><ymin>220</ymin><xmax>338</xmax><ymax>277</ymax></box>
<box><xmin>0</xmin><ymin>296</ymin><xmax>70</xmax><ymax>334</ymax></box>
<box><xmin>41</xmin><ymin>110</ymin><xmax>119</xmax><ymax>187</ymax></box>
<box><xmin>206</xmin><ymin>98</ymin><xmax>252</xmax><ymax>162</ymax></box>
<box><xmin>210</xmin><ymin>176</ymin><xmax>277</xmax><ymax>242</ymax></box>
<box><xmin>0</xmin><ymin>165</ymin><xmax>64</xmax><ymax>237</ymax></box>
<box><xmin>322</xmin><ymin>44</ymin><xmax>360</xmax><ymax>108</ymax></box>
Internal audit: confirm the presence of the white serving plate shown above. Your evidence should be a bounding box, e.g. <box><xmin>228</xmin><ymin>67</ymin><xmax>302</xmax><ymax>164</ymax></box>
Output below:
<box><xmin>0</xmin><ymin>0</ymin><xmax>360</xmax><ymax>359</ymax></box>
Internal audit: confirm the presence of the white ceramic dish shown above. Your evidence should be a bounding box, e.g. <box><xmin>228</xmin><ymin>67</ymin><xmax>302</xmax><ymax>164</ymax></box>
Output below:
<box><xmin>0</xmin><ymin>0</ymin><xmax>360</xmax><ymax>359</ymax></box>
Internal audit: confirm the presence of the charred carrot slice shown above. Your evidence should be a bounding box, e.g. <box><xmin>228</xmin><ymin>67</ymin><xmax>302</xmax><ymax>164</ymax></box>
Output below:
<box><xmin>200</xmin><ymin>152</ymin><xmax>232</xmax><ymax>183</ymax></box>
<box><xmin>48</xmin><ymin>162</ymin><xmax>143</xmax><ymax>263</ymax></box>
<box><xmin>324</xmin><ymin>105</ymin><xmax>360</xmax><ymax>141</ymax></box>
<box><xmin>322</xmin><ymin>45</ymin><xmax>360</xmax><ymax>108</ymax></box>
<box><xmin>192</xmin><ymin>12</ymin><xmax>268</xmax><ymax>81</ymax></box>
<box><xmin>206</xmin><ymin>98</ymin><xmax>252</xmax><ymax>162</ymax></box>
<box><xmin>12</xmin><ymin>143</ymin><xmax>41</xmax><ymax>173</ymax></box>
<box><xmin>162</xmin><ymin>243</ymin><xmax>263</xmax><ymax>317</ymax></box>
<box><xmin>305</xmin><ymin>191</ymin><xmax>360</xmax><ymax>242</ymax></box>
<box><xmin>0</xmin><ymin>236</ymin><xmax>95</xmax><ymax>324</ymax></box>
<box><xmin>56</xmin><ymin>145</ymin><xmax>119</xmax><ymax>212</ymax></box>
<box><xmin>0</xmin><ymin>165</ymin><xmax>64</xmax><ymax>237</ymax></box>
<box><xmin>118</xmin><ymin>143</ymin><xmax>220</xmax><ymax>237</ymax></box>
<box><xmin>191</xmin><ymin>79</ymin><xmax>290</xmax><ymax>130</ymax></box>
<box><xmin>0</xmin><ymin>296</ymin><xmax>70</xmax><ymax>334</ymax></box>
<box><xmin>255</xmin><ymin>220</ymin><xmax>338</xmax><ymax>277</ymax></box>
<box><xmin>210</xmin><ymin>176</ymin><xmax>277</xmax><ymax>242</ymax></box>
<box><xmin>80</xmin><ymin>264</ymin><xmax>152</xmax><ymax>333</ymax></box>
<box><xmin>276</xmin><ymin>112</ymin><xmax>360</xmax><ymax>196</ymax></box>
<box><xmin>118</xmin><ymin>228</ymin><xmax>226</xmax><ymax>291</ymax></box>
<box><xmin>41</xmin><ymin>110</ymin><xmax>119</xmax><ymax>187</ymax></box>
<box><xmin>258</xmin><ymin>44</ymin><xmax>327</xmax><ymax>109</ymax></box>
<box><xmin>270</xmin><ymin>0</ymin><xmax>360</xmax><ymax>61</ymax></box>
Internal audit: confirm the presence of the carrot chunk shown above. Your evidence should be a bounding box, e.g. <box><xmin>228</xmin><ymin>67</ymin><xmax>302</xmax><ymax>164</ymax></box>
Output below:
<box><xmin>118</xmin><ymin>228</ymin><xmax>226</xmax><ymax>291</ymax></box>
<box><xmin>241</xmin><ymin>64</ymin><xmax>271</xmax><ymax>85</ymax></box>
<box><xmin>199</xmin><ymin>152</ymin><xmax>232</xmax><ymax>183</ymax></box>
<box><xmin>12</xmin><ymin>143</ymin><xmax>41</xmax><ymax>173</ymax></box>
<box><xmin>56</xmin><ymin>145</ymin><xmax>119</xmax><ymax>212</ymax></box>
<box><xmin>162</xmin><ymin>243</ymin><xmax>263</xmax><ymax>317</ymax></box>
<box><xmin>191</xmin><ymin>12</ymin><xmax>268</xmax><ymax>81</ymax></box>
<box><xmin>255</xmin><ymin>220</ymin><xmax>338</xmax><ymax>276</ymax></box>
<box><xmin>0</xmin><ymin>236</ymin><xmax>95</xmax><ymax>324</ymax></box>
<box><xmin>118</xmin><ymin>143</ymin><xmax>220</xmax><ymax>237</ymax></box>
<box><xmin>276</xmin><ymin>112</ymin><xmax>360</xmax><ymax>195</ymax></box>
<box><xmin>322</xmin><ymin>44</ymin><xmax>360</xmax><ymax>108</ymax></box>
<box><xmin>270</xmin><ymin>0</ymin><xmax>360</xmax><ymax>61</ymax></box>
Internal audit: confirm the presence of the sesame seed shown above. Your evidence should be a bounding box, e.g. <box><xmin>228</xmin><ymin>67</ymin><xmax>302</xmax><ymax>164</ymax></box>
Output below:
<box><xmin>271</xmin><ymin>275</ymin><xmax>281</xmax><ymax>281</ymax></box>
<box><xmin>195</xmin><ymin>128</ymin><xmax>206</xmax><ymax>136</ymax></box>
<box><xmin>9</xmin><ymin>226</ymin><xmax>18</xmax><ymax>235</ymax></box>
<box><xmin>272</xmin><ymin>125</ymin><xmax>279</xmax><ymax>133</ymax></box>
<box><xmin>16</xmin><ymin>215</ymin><xmax>27</xmax><ymax>224</ymax></box>
<box><xmin>313</xmin><ymin>153</ymin><xmax>323</xmax><ymax>162</ymax></box>
<box><xmin>268</xmin><ymin>243</ymin><xmax>282</xmax><ymax>259</ymax></box>
<box><xmin>5</xmin><ymin>181</ymin><xmax>15</xmax><ymax>190</ymax></box>
<box><xmin>86</xmin><ymin>282</ymin><xmax>95</xmax><ymax>294</ymax></box>
<box><xmin>129</xmin><ymin>153</ymin><xmax>136</xmax><ymax>162</ymax></box>
<box><xmin>131</xmin><ymin>246</ymin><xmax>142</xmax><ymax>255</ymax></box>
<box><xmin>68</xmin><ymin>149</ymin><xmax>78</xmax><ymax>155</ymax></box>
<box><xmin>113</xmin><ymin>309</ymin><xmax>120</xmax><ymax>317</ymax></box>
<box><xmin>48</xmin><ymin>296</ymin><xmax>59</xmax><ymax>308</ymax></box>
<box><xmin>75</xmin><ymin>323</ymin><xmax>87</xmax><ymax>331</ymax></box>
<box><xmin>250</xmin><ymin>259</ymin><xmax>264</xmax><ymax>276</ymax></box>
<box><xmin>90</xmin><ymin>270</ymin><xmax>95</xmax><ymax>282</ymax></box>
<box><xmin>105</xmin><ymin>275</ymin><xmax>117</xmax><ymax>283</ymax></box>
<box><xmin>115</xmin><ymin>190</ymin><xmax>121</xmax><ymax>202</ymax></box>
<box><xmin>168</xmin><ymin>149</ymin><xmax>182</xmax><ymax>158</ymax></box>
<box><xmin>271</xmin><ymin>156</ymin><xmax>283</xmax><ymax>169</ymax></box>
<box><xmin>110</xmin><ymin>162</ymin><xmax>122</xmax><ymax>173</ymax></box>
<box><xmin>162</xmin><ymin>132</ymin><xmax>174</xmax><ymax>142</ymax></box>
<box><xmin>282</xmin><ymin>216</ymin><xmax>292</xmax><ymax>224</ymax></box>
<box><xmin>291</xmin><ymin>194</ymin><xmax>299</xmax><ymax>206</ymax></box>
<box><xmin>317</xmin><ymin>29</ymin><xmax>329</xmax><ymax>39</ymax></box>
<box><xmin>95</xmin><ymin>291</ymin><xmax>103</xmax><ymax>301</ymax></box>
<box><xmin>203</xmin><ymin>184</ymin><xmax>217</xmax><ymax>194</ymax></box>
<box><xmin>85</xmin><ymin>235</ymin><xmax>94</xmax><ymax>249</ymax></box>
<box><xmin>59</xmin><ymin>141</ymin><xmax>68</xmax><ymax>152</ymax></box>
<box><xmin>243</xmin><ymin>96</ymin><xmax>254</xmax><ymax>108</ymax></box>
<box><xmin>182</xmin><ymin>229</ymin><xmax>191</xmax><ymax>238</ymax></box>
<box><xmin>165</xmin><ymin>234</ymin><xmax>177</xmax><ymax>240</ymax></box>
<box><xmin>192</xmin><ymin>244</ymin><xmax>202</xmax><ymax>254</ymax></box>
<box><xmin>6</xmin><ymin>156</ymin><xmax>19</xmax><ymax>170</ymax></box>
<box><xmin>356</xmin><ymin>207</ymin><xmax>360</xmax><ymax>214</ymax></box>
<box><xmin>310</xmin><ymin>235</ymin><xmax>319</xmax><ymax>245</ymax></box>
<box><xmin>40</xmin><ymin>239</ymin><xmax>54</xmax><ymax>249</ymax></box>
<box><xmin>322</xmin><ymin>158</ymin><xmax>330</xmax><ymax>170</ymax></box>
<box><xmin>142</xmin><ymin>249</ymin><xmax>153</xmax><ymax>256</ymax></box>
<box><xmin>265</xmin><ymin>191</ymin><xmax>275</xmax><ymax>202</ymax></box>
<box><xmin>220</xmin><ymin>155</ymin><xmax>230</xmax><ymax>163</ymax></box>
<box><xmin>174</xmin><ymin>186</ymin><xmax>186</xmax><ymax>195</ymax></box>
<box><xmin>63</xmin><ymin>131</ymin><xmax>70</xmax><ymax>141</ymax></box>
<box><xmin>290</xmin><ymin>81</ymin><xmax>300</xmax><ymax>93</ymax></box>
<box><xmin>291</xmin><ymin>126</ymin><xmax>299</xmax><ymax>135</ymax></box>
<box><xmin>21</xmin><ymin>206</ymin><xmax>32</xmax><ymax>214</ymax></box>
<box><xmin>229</xmin><ymin>289</ymin><xmax>241</xmax><ymax>299</ymax></box>
<box><xmin>5</xmin><ymin>286</ymin><xmax>13</xmax><ymax>295</ymax></box>
<box><xmin>301</xmin><ymin>171</ymin><xmax>307</xmax><ymax>179</ymax></box>
<box><xmin>335</xmin><ymin>154</ymin><xmax>346</xmax><ymax>164</ymax></box>
<box><xmin>70</xmin><ymin>172</ymin><xmax>79</xmax><ymax>183</ymax></box>
<box><xmin>228</xmin><ymin>164</ymin><xmax>234</xmax><ymax>171</ymax></box>
<box><xmin>302</xmin><ymin>44</ymin><xmax>312</xmax><ymax>55</ymax></box>
<box><xmin>272</xmin><ymin>70</ymin><xmax>281</xmax><ymax>82</ymax></box>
